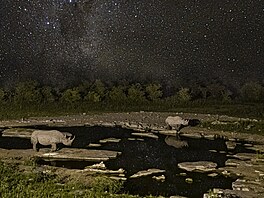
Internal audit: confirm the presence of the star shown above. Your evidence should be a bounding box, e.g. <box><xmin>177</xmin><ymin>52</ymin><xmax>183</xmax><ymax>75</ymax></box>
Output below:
<box><xmin>0</xmin><ymin>0</ymin><xmax>263</xmax><ymax>87</ymax></box>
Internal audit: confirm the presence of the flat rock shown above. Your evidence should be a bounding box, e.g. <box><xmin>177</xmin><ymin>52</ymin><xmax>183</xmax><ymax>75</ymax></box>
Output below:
<box><xmin>81</xmin><ymin>168</ymin><xmax>125</xmax><ymax>175</ymax></box>
<box><xmin>85</xmin><ymin>161</ymin><xmax>106</xmax><ymax>170</ymax></box>
<box><xmin>131</xmin><ymin>132</ymin><xmax>158</xmax><ymax>139</ymax></box>
<box><xmin>99</xmin><ymin>138</ymin><xmax>121</xmax><ymax>143</ymax></box>
<box><xmin>249</xmin><ymin>144</ymin><xmax>264</xmax><ymax>153</ymax></box>
<box><xmin>2</xmin><ymin>128</ymin><xmax>34</xmax><ymax>138</ymax></box>
<box><xmin>233</xmin><ymin>153</ymin><xmax>257</xmax><ymax>161</ymax></box>
<box><xmin>157</xmin><ymin>130</ymin><xmax>177</xmax><ymax>135</ymax></box>
<box><xmin>178</xmin><ymin>161</ymin><xmax>217</xmax><ymax>173</ymax></box>
<box><xmin>109</xmin><ymin>176</ymin><xmax>127</xmax><ymax>181</ymax></box>
<box><xmin>203</xmin><ymin>188</ymin><xmax>260</xmax><ymax>198</ymax></box>
<box><xmin>100</xmin><ymin>122</ymin><xmax>116</xmax><ymax>127</ymax></box>
<box><xmin>130</xmin><ymin>168</ymin><xmax>165</xmax><ymax>178</ymax></box>
<box><xmin>87</xmin><ymin>143</ymin><xmax>102</xmax><ymax>148</ymax></box>
<box><xmin>232</xmin><ymin>179</ymin><xmax>264</xmax><ymax>193</ymax></box>
<box><xmin>208</xmin><ymin>173</ymin><xmax>218</xmax><ymax>177</ymax></box>
<box><xmin>181</xmin><ymin>133</ymin><xmax>203</xmax><ymax>139</ymax></box>
<box><xmin>225</xmin><ymin>159</ymin><xmax>247</xmax><ymax>167</ymax></box>
<box><xmin>36</xmin><ymin>148</ymin><xmax>121</xmax><ymax>162</ymax></box>
<box><xmin>203</xmin><ymin>134</ymin><xmax>216</xmax><ymax>140</ymax></box>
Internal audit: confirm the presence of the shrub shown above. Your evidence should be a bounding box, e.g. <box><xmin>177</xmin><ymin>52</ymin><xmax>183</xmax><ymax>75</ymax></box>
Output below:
<box><xmin>0</xmin><ymin>88</ymin><xmax>7</xmax><ymax>103</ymax></box>
<box><xmin>84</xmin><ymin>91</ymin><xmax>101</xmax><ymax>103</ymax></box>
<box><xmin>177</xmin><ymin>88</ymin><xmax>191</xmax><ymax>103</ymax></box>
<box><xmin>13</xmin><ymin>80</ymin><xmax>42</xmax><ymax>107</ymax></box>
<box><xmin>108</xmin><ymin>86</ymin><xmax>127</xmax><ymax>103</ymax></box>
<box><xmin>61</xmin><ymin>88</ymin><xmax>81</xmax><ymax>104</ymax></box>
<box><xmin>127</xmin><ymin>83</ymin><xmax>146</xmax><ymax>104</ymax></box>
<box><xmin>240</xmin><ymin>82</ymin><xmax>263</xmax><ymax>102</ymax></box>
<box><xmin>145</xmin><ymin>84</ymin><xmax>163</xmax><ymax>101</ymax></box>
<box><xmin>41</xmin><ymin>86</ymin><xmax>57</xmax><ymax>103</ymax></box>
<box><xmin>90</xmin><ymin>80</ymin><xmax>107</xmax><ymax>100</ymax></box>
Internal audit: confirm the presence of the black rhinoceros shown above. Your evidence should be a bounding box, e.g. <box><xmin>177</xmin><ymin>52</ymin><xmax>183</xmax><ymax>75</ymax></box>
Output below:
<box><xmin>31</xmin><ymin>130</ymin><xmax>75</xmax><ymax>151</ymax></box>
<box><xmin>165</xmin><ymin>116</ymin><xmax>189</xmax><ymax>132</ymax></box>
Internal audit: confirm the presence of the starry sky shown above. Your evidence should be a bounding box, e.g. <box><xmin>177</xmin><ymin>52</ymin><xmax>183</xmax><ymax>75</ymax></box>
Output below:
<box><xmin>1</xmin><ymin>0</ymin><xmax>264</xmax><ymax>88</ymax></box>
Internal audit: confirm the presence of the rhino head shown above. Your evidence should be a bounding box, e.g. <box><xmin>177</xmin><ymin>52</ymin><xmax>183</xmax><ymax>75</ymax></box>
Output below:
<box><xmin>62</xmin><ymin>134</ymin><xmax>75</xmax><ymax>146</ymax></box>
<box><xmin>182</xmin><ymin>119</ymin><xmax>189</xmax><ymax>126</ymax></box>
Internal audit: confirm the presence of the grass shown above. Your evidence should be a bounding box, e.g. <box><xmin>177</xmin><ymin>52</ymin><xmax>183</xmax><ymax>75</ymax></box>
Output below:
<box><xmin>0</xmin><ymin>160</ymin><xmax>156</xmax><ymax>198</ymax></box>
<box><xmin>200</xmin><ymin>120</ymin><xmax>264</xmax><ymax>135</ymax></box>
<box><xmin>1</xmin><ymin>101</ymin><xmax>263</xmax><ymax>136</ymax></box>
<box><xmin>0</xmin><ymin>101</ymin><xmax>264</xmax><ymax>120</ymax></box>
<box><xmin>256</xmin><ymin>151</ymin><xmax>264</xmax><ymax>159</ymax></box>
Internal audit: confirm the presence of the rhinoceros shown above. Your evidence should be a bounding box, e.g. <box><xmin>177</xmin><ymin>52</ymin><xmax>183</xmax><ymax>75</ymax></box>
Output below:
<box><xmin>165</xmin><ymin>116</ymin><xmax>189</xmax><ymax>132</ymax></box>
<box><xmin>31</xmin><ymin>130</ymin><xmax>75</xmax><ymax>151</ymax></box>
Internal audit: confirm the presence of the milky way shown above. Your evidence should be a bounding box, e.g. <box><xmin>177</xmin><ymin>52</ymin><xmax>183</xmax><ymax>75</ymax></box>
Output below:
<box><xmin>1</xmin><ymin>0</ymin><xmax>264</xmax><ymax>87</ymax></box>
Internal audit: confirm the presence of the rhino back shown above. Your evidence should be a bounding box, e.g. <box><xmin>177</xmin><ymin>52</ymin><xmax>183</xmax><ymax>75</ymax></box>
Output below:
<box><xmin>166</xmin><ymin>116</ymin><xmax>184</xmax><ymax>125</ymax></box>
<box><xmin>31</xmin><ymin>130</ymin><xmax>64</xmax><ymax>145</ymax></box>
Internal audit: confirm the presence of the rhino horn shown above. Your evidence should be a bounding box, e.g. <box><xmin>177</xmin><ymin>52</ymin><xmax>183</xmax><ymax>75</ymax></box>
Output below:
<box><xmin>68</xmin><ymin>135</ymin><xmax>75</xmax><ymax>143</ymax></box>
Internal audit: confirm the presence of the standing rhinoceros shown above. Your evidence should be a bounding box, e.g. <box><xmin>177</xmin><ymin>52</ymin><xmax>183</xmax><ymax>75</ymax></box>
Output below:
<box><xmin>165</xmin><ymin>116</ymin><xmax>189</xmax><ymax>132</ymax></box>
<box><xmin>31</xmin><ymin>130</ymin><xmax>75</xmax><ymax>151</ymax></box>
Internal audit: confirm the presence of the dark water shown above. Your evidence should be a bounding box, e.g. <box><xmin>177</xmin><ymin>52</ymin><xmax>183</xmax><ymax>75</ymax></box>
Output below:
<box><xmin>0</xmin><ymin>126</ymin><xmax>255</xmax><ymax>197</ymax></box>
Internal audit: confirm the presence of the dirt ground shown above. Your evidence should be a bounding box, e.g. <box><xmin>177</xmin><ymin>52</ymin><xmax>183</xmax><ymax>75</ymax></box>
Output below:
<box><xmin>1</xmin><ymin>111</ymin><xmax>263</xmax><ymax>142</ymax></box>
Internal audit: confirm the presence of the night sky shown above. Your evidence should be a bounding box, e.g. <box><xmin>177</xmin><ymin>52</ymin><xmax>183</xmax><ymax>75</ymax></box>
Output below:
<box><xmin>1</xmin><ymin>0</ymin><xmax>264</xmax><ymax>88</ymax></box>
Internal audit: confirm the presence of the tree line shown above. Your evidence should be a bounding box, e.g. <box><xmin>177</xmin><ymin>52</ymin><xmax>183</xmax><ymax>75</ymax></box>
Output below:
<box><xmin>0</xmin><ymin>80</ymin><xmax>263</xmax><ymax>109</ymax></box>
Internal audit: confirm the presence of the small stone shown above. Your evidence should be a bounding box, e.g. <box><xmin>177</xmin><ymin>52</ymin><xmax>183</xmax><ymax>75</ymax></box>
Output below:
<box><xmin>185</xmin><ymin>178</ymin><xmax>193</xmax><ymax>184</ymax></box>
<box><xmin>209</xmin><ymin>150</ymin><xmax>217</xmax><ymax>153</ymax></box>
<box><xmin>152</xmin><ymin>174</ymin><xmax>166</xmax><ymax>182</ymax></box>
<box><xmin>179</xmin><ymin>172</ymin><xmax>187</xmax><ymax>176</ymax></box>
<box><xmin>109</xmin><ymin>176</ymin><xmax>127</xmax><ymax>181</ymax></box>
<box><xmin>128</xmin><ymin>138</ymin><xmax>144</xmax><ymax>141</ymax></box>
<box><xmin>244</xmin><ymin>143</ymin><xmax>253</xmax><ymax>147</ymax></box>
<box><xmin>203</xmin><ymin>134</ymin><xmax>215</xmax><ymax>140</ymax></box>
<box><xmin>226</xmin><ymin>141</ymin><xmax>236</xmax><ymax>150</ymax></box>
<box><xmin>208</xmin><ymin>173</ymin><xmax>218</xmax><ymax>177</ymax></box>
<box><xmin>85</xmin><ymin>161</ymin><xmax>106</xmax><ymax>170</ymax></box>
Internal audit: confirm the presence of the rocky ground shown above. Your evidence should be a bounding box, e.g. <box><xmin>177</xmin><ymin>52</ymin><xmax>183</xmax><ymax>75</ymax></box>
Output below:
<box><xmin>1</xmin><ymin>111</ymin><xmax>264</xmax><ymax>198</ymax></box>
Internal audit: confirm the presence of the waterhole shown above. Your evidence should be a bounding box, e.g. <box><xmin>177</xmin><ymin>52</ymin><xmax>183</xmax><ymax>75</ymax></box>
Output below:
<box><xmin>0</xmin><ymin>126</ymin><xmax>255</xmax><ymax>197</ymax></box>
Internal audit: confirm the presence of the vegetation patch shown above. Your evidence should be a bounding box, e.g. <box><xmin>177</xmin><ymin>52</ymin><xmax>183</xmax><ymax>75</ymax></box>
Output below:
<box><xmin>200</xmin><ymin>120</ymin><xmax>264</xmax><ymax>135</ymax></box>
<box><xmin>0</xmin><ymin>160</ymin><xmax>145</xmax><ymax>198</ymax></box>
<box><xmin>0</xmin><ymin>80</ymin><xmax>264</xmax><ymax>120</ymax></box>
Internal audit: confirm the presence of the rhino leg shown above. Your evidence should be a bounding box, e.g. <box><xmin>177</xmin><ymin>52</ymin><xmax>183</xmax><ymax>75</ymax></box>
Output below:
<box><xmin>166</xmin><ymin>124</ymin><xmax>172</xmax><ymax>130</ymax></box>
<box><xmin>33</xmin><ymin>143</ymin><xmax>37</xmax><ymax>151</ymax></box>
<box><xmin>51</xmin><ymin>143</ymin><xmax>57</xmax><ymax>152</ymax></box>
